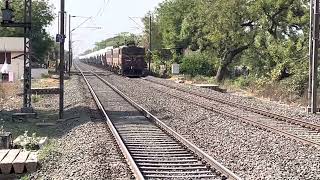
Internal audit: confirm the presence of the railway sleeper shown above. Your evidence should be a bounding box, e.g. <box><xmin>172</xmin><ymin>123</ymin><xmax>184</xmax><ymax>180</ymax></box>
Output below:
<box><xmin>135</xmin><ymin>159</ymin><xmax>199</xmax><ymax>163</ymax></box>
<box><xmin>129</xmin><ymin>149</ymin><xmax>186</xmax><ymax>152</ymax></box>
<box><xmin>125</xmin><ymin>142</ymin><xmax>179</xmax><ymax>146</ymax></box>
<box><xmin>136</xmin><ymin>162</ymin><xmax>204</xmax><ymax>167</ymax></box>
<box><xmin>131</xmin><ymin>153</ymin><xmax>192</xmax><ymax>157</ymax></box>
<box><xmin>127</xmin><ymin>145</ymin><xmax>184</xmax><ymax>148</ymax></box>
<box><xmin>139</xmin><ymin>166</ymin><xmax>209</xmax><ymax>170</ymax></box>
<box><xmin>129</xmin><ymin>150</ymin><xmax>189</xmax><ymax>154</ymax></box>
<box><xmin>134</xmin><ymin>156</ymin><xmax>195</xmax><ymax>160</ymax></box>
<box><xmin>142</xmin><ymin>170</ymin><xmax>214</xmax><ymax>175</ymax></box>
<box><xmin>125</xmin><ymin>140</ymin><xmax>175</xmax><ymax>143</ymax></box>
<box><xmin>143</xmin><ymin>174</ymin><xmax>219</xmax><ymax>179</ymax></box>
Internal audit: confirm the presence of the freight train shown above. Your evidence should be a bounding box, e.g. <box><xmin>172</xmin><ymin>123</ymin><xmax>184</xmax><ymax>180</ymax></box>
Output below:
<box><xmin>79</xmin><ymin>44</ymin><xmax>147</xmax><ymax>77</ymax></box>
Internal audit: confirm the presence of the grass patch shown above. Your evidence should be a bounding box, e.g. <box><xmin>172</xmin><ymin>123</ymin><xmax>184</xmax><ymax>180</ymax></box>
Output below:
<box><xmin>38</xmin><ymin>141</ymin><xmax>56</xmax><ymax>161</ymax></box>
<box><xmin>2</xmin><ymin>110</ymin><xmax>58</xmax><ymax>138</ymax></box>
<box><xmin>19</xmin><ymin>175</ymin><xmax>30</xmax><ymax>180</ymax></box>
<box><xmin>182</xmin><ymin>75</ymin><xmax>217</xmax><ymax>84</ymax></box>
<box><xmin>32</xmin><ymin>79</ymin><xmax>59</xmax><ymax>88</ymax></box>
<box><xmin>32</xmin><ymin>94</ymin><xmax>43</xmax><ymax>103</ymax></box>
<box><xmin>41</xmin><ymin>73</ymin><xmax>51</xmax><ymax>79</ymax></box>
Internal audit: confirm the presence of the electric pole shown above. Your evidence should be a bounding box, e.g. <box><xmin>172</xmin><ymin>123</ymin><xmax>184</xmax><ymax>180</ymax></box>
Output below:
<box><xmin>69</xmin><ymin>14</ymin><xmax>71</xmax><ymax>76</ymax></box>
<box><xmin>23</xmin><ymin>0</ymin><xmax>33</xmax><ymax>113</ymax></box>
<box><xmin>59</xmin><ymin>0</ymin><xmax>65</xmax><ymax>119</ymax></box>
<box><xmin>310</xmin><ymin>0</ymin><xmax>319</xmax><ymax>114</ymax></box>
<box><xmin>149</xmin><ymin>15</ymin><xmax>152</xmax><ymax>72</ymax></box>
<box><xmin>308</xmin><ymin>0</ymin><xmax>314</xmax><ymax>111</ymax></box>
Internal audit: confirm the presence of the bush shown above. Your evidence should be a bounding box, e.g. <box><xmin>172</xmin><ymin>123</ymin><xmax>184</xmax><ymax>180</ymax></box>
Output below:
<box><xmin>233</xmin><ymin>76</ymin><xmax>251</xmax><ymax>89</ymax></box>
<box><xmin>280</xmin><ymin>73</ymin><xmax>308</xmax><ymax>96</ymax></box>
<box><xmin>180</xmin><ymin>52</ymin><xmax>214</xmax><ymax>77</ymax></box>
<box><xmin>13</xmin><ymin>131</ymin><xmax>42</xmax><ymax>151</ymax></box>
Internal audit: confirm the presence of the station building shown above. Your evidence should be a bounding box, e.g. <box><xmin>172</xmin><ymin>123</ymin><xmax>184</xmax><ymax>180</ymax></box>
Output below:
<box><xmin>0</xmin><ymin>37</ymin><xmax>24</xmax><ymax>83</ymax></box>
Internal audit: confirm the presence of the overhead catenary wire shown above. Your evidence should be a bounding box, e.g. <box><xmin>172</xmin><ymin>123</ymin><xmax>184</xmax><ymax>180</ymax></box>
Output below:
<box><xmin>72</xmin><ymin>17</ymin><xmax>93</xmax><ymax>32</ymax></box>
<box><xmin>91</xmin><ymin>0</ymin><xmax>111</xmax><ymax>22</ymax></box>
<box><xmin>129</xmin><ymin>16</ymin><xmax>144</xmax><ymax>30</ymax></box>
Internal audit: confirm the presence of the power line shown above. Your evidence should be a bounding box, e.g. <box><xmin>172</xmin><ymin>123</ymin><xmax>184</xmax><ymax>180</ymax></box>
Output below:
<box><xmin>99</xmin><ymin>0</ymin><xmax>110</xmax><ymax>16</ymax></box>
<box><xmin>128</xmin><ymin>16</ymin><xmax>144</xmax><ymax>30</ymax></box>
<box><xmin>92</xmin><ymin>0</ymin><xmax>110</xmax><ymax>22</ymax></box>
<box><xmin>72</xmin><ymin>17</ymin><xmax>93</xmax><ymax>32</ymax></box>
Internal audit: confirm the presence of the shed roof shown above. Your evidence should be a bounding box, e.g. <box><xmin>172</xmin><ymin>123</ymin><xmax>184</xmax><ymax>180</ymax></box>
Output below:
<box><xmin>0</xmin><ymin>37</ymin><xmax>25</xmax><ymax>52</ymax></box>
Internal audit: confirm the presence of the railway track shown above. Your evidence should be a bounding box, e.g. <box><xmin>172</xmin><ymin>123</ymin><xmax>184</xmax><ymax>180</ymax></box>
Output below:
<box><xmin>142</xmin><ymin>78</ymin><xmax>320</xmax><ymax>147</ymax></box>
<box><xmin>75</xmin><ymin>63</ymin><xmax>241</xmax><ymax>180</ymax></box>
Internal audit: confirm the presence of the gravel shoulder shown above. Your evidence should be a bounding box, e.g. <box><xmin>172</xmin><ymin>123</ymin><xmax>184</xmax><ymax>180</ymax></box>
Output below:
<box><xmin>145</xmin><ymin>76</ymin><xmax>320</xmax><ymax>125</ymax></box>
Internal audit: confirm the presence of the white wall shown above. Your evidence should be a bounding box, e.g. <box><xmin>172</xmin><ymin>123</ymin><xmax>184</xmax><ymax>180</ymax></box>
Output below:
<box><xmin>0</xmin><ymin>37</ymin><xmax>25</xmax><ymax>82</ymax></box>
<box><xmin>0</xmin><ymin>52</ymin><xmax>24</xmax><ymax>82</ymax></box>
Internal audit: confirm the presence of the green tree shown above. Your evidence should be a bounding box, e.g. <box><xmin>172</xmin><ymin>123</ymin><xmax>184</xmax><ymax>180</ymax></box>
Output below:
<box><xmin>144</xmin><ymin>0</ymin><xmax>310</xmax><ymax>89</ymax></box>
<box><xmin>141</xmin><ymin>12</ymin><xmax>163</xmax><ymax>51</ymax></box>
<box><xmin>195</xmin><ymin>0</ymin><xmax>257</xmax><ymax>82</ymax></box>
<box><xmin>93</xmin><ymin>32</ymin><xmax>139</xmax><ymax>50</ymax></box>
<box><xmin>156</xmin><ymin>0</ymin><xmax>196</xmax><ymax>49</ymax></box>
<box><xmin>248</xmin><ymin>0</ymin><xmax>309</xmax><ymax>78</ymax></box>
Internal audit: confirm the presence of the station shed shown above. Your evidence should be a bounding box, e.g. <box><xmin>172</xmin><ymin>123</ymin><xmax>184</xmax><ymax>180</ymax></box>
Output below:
<box><xmin>0</xmin><ymin>37</ymin><xmax>24</xmax><ymax>83</ymax></box>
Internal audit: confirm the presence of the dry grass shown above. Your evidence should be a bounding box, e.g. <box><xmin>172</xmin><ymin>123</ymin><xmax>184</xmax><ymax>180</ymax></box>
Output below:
<box><xmin>32</xmin><ymin>78</ymin><xmax>60</xmax><ymax>88</ymax></box>
<box><xmin>0</xmin><ymin>83</ymin><xmax>21</xmax><ymax>99</ymax></box>
<box><xmin>0</xmin><ymin>84</ymin><xmax>5</xmax><ymax>99</ymax></box>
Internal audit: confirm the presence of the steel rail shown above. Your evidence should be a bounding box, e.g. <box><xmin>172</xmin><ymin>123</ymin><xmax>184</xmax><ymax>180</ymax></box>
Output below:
<box><xmin>152</xmin><ymin>87</ymin><xmax>320</xmax><ymax>147</ymax></box>
<box><xmin>92</xmin><ymin>72</ymin><xmax>242</xmax><ymax>180</ymax></box>
<box><xmin>75</xmin><ymin>64</ymin><xmax>144</xmax><ymax>180</ymax></box>
<box><xmin>144</xmin><ymin>78</ymin><xmax>320</xmax><ymax>132</ymax></box>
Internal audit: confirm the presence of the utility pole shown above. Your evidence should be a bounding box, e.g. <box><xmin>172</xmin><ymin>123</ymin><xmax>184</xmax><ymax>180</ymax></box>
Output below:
<box><xmin>308</xmin><ymin>0</ymin><xmax>314</xmax><ymax>111</ymax></box>
<box><xmin>311</xmin><ymin>0</ymin><xmax>319</xmax><ymax>114</ymax></box>
<box><xmin>59</xmin><ymin>0</ymin><xmax>65</xmax><ymax>119</ymax></box>
<box><xmin>69</xmin><ymin>14</ymin><xmax>71</xmax><ymax>76</ymax></box>
<box><xmin>23</xmin><ymin>0</ymin><xmax>33</xmax><ymax>113</ymax></box>
<box><xmin>148</xmin><ymin>15</ymin><xmax>152</xmax><ymax>72</ymax></box>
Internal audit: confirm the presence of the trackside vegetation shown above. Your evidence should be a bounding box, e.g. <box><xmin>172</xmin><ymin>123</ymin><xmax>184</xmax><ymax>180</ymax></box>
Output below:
<box><xmin>141</xmin><ymin>0</ymin><xmax>312</xmax><ymax>104</ymax></box>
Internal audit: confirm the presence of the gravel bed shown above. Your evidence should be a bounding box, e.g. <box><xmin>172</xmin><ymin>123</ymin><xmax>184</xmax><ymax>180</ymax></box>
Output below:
<box><xmin>90</xmin><ymin>68</ymin><xmax>320</xmax><ymax>180</ymax></box>
<box><xmin>145</xmin><ymin>76</ymin><xmax>320</xmax><ymax>125</ymax></box>
<box><xmin>30</xmin><ymin>75</ymin><xmax>132</xmax><ymax>179</ymax></box>
<box><xmin>0</xmin><ymin>83</ymin><xmax>22</xmax><ymax>111</ymax></box>
<box><xmin>33</xmin><ymin>122</ymin><xmax>131</xmax><ymax>180</ymax></box>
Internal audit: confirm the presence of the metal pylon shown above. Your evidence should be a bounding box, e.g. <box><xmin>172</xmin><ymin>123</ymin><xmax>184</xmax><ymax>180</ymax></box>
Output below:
<box><xmin>22</xmin><ymin>0</ymin><xmax>33</xmax><ymax>112</ymax></box>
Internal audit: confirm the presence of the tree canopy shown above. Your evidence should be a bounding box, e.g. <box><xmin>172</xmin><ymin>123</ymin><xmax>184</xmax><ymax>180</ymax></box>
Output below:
<box><xmin>93</xmin><ymin>32</ymin><xmax>139</xmax><ymax>51</ymax></box>
<box><xmin>144</xmin><ymin>0</ymin><xmax>310</xmax><ymax>90</ymax></box>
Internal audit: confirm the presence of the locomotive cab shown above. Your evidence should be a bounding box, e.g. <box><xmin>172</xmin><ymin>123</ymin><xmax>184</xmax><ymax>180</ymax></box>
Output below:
<box><xmin>120</xmin><ymin>46</ymin><xmax>146</xmax><ymax>77</ymax></box>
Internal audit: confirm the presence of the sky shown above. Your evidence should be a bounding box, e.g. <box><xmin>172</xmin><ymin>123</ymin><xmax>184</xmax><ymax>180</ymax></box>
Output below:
<box><xmin>48</xmin><ymin>0</ymin><xmax>164</xmax><ymax>56</ymax></box>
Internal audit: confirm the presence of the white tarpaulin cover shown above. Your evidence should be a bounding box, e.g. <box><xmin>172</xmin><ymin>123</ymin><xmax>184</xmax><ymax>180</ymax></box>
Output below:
<box><xmin>1</xmin><ymin>52</ymin><xmax>9</xmax><ymax>74</ymax></box>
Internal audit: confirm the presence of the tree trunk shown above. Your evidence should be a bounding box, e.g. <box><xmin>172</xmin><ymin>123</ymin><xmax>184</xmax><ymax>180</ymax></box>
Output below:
<box><xmin>215</xmin><ymin>45</ymin><xmax>249</xmax><ymax>82</ymax></box>
<box><xmin>216</xmin><ymin>65</ymin><xmax>228</xmax><ymax>82</ymax></box>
